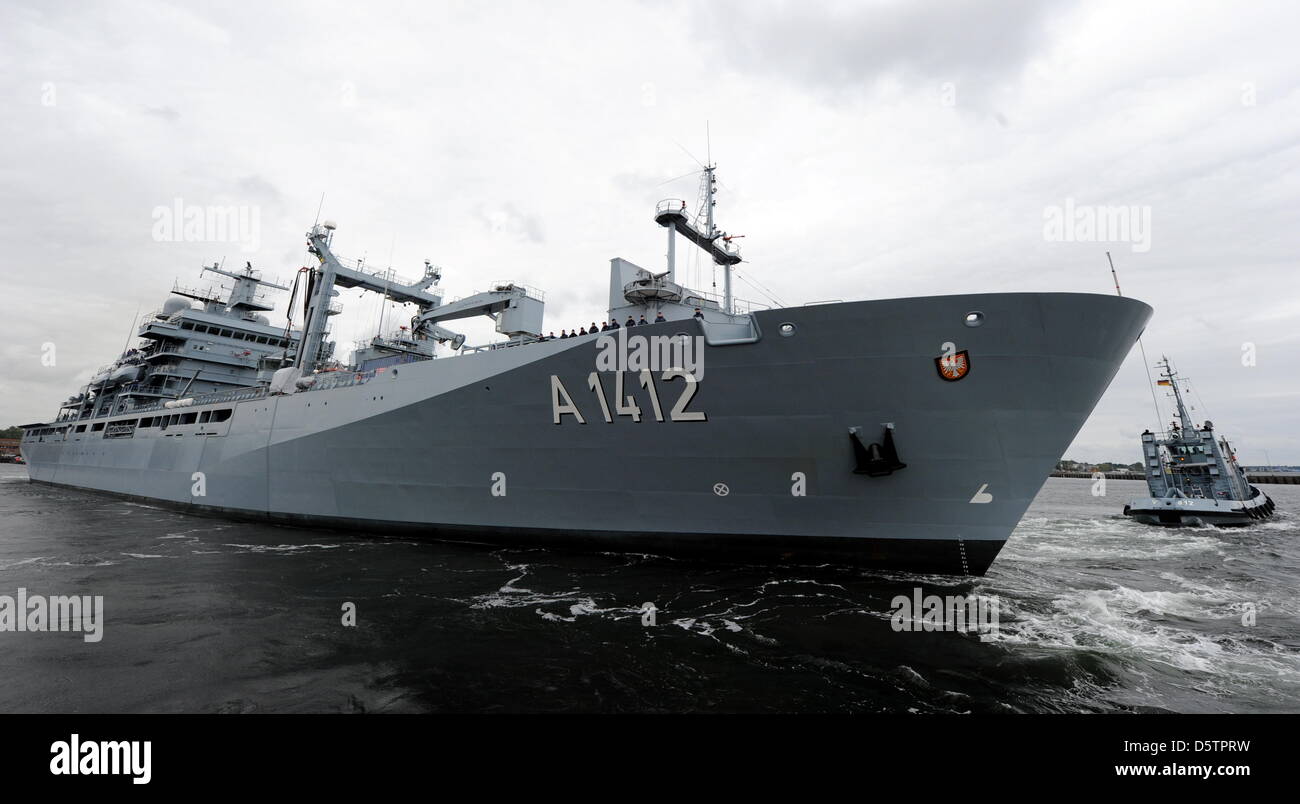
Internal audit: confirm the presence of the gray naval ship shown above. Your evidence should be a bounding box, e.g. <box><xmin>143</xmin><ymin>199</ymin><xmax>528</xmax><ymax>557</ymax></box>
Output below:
<box><xmin>1123</xmin><ymin>357</ymin><xmax>1276</xmax><ymax>526</ymax></box>
<box><xmin>21</xmin><ymin>165</ymin><xmax>1153</xmax><ymax>575</ymax></box>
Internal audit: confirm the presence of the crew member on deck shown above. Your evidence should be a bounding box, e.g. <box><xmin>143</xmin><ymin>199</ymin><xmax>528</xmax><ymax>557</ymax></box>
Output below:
<box><xmin>693</xmin><ymin>307</ymin><xmax>704</xmax><ymax>319</ymax></box>
<box><xmin>625</xmin><ymin>316</ymin><xmax>636</xmax><ymax>327</ymax></box>
<box><xmin>638</xmin><ymin>315</ymin><xmax>649</xmax><ymax>326</ymax></box>
<box><xmin>654</xmin><ymin>312</ymin><xmax>666</xmax><ymax>323</ymax></box>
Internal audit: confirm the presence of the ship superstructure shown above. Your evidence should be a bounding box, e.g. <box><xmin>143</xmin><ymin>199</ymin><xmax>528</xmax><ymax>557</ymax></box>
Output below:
<box><xmin>54</xmin><ymin>263</ymin><xmax>297</xmax><ymax>423</ymax></box>
<box><xmin>21</xmin><ymin>165</ymin><xmax>1153</xmax><ymax>575</ymax></box>
<box><xmin>1123</xmin><ymin>358</ymin><xmax>1276</xmax><ymax>526</ymax></box>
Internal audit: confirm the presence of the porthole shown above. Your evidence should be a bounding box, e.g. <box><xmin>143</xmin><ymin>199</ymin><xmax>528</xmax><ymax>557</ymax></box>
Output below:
<box><xmin>778</xmin><ymin>322</ymin><xmax>796</xmax><ymax>337</ymax></box>
<box><xmin>963</xmin><ymin>311</ymin><xmax>984</xmax><ymax>328</ymax></box>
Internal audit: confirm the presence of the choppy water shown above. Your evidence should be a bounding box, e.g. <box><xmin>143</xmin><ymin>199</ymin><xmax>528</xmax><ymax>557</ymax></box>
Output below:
<box><xmin>0</xmin><ymin>465</ymin><xmax>1296</xmax><ymax>713</ymax></box>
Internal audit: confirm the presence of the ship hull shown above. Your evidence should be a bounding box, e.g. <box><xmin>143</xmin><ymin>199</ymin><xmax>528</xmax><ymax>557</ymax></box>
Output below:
<box><xmin>22</xmin><ymin>292</ymin><xmax>1152</xmax><ymax>576</ymax></box>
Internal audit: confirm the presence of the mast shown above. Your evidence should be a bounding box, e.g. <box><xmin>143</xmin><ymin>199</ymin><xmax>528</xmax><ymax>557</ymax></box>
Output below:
<box><xmin>705</xmin><ymin>164</ymin><xmax>732</xmax><ymax>314</ymax></box>
<box><xmin>1158</xmin><ymin>357</ymin><xmax>1195</xmax><ymax>433</ymax></box>
<box><xmin>652</xmin><ymin>156</ymin><xmax>742</xmax><ymax>312</ymax></box>
<box><xmin>665</xmin><ymin>216</ymin><xmax>677</xmax><ymax>282</ymax></box>
<box><xmin>299</xmin><ymin>221</ymin><xmax>341</xmax><ymax>375</ymax></box>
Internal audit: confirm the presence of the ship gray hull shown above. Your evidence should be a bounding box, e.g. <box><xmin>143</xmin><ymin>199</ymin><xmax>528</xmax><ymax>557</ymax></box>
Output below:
<box><xmin>22</xmin><ymin>292</ymin><xmax>1152</xmax><ymax>575</ymax></box>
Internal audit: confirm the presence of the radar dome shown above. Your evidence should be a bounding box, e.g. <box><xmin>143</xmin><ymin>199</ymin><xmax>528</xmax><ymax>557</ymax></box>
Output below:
<box><xmin>161</xmin><ymin>297</ymin><xmax>191</xmax><ymax>315</ymax></box>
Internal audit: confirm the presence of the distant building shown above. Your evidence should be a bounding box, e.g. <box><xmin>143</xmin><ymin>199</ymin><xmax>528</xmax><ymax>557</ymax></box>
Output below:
<box><xmin>0</xmin><ymin>438</ymin><xmax>21</xmax><ymax>463</ymax></box>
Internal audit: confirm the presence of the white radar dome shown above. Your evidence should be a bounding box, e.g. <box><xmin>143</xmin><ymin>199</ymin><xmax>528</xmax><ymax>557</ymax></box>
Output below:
<box><xmin>161</xmin><ymin>297</ymin><xmax>191</xmax><ymax>315</ymax></box>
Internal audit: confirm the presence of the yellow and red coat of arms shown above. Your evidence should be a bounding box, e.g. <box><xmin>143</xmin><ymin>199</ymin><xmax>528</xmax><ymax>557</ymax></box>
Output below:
<box><xmin>934</xmin><ymin>350</ymin><xmax>970</xmax><ymax>381</ymax></box>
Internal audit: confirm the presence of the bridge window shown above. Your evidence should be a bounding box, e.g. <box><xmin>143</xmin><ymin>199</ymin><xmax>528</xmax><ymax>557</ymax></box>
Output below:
<box><xmin>211</xmin><ymin>409</ymin><xmax>232</xmax><ymax>423</ymax></box>
<box><xmin>199</xmin><ymin>411</ymin><xmax>211</xmax><ymax>424</ymax></box>
<box><xmin>91</xmin><ymin>423</ymin><xmax>105</xmax><ymax>431</ymax></box>
<box><xmin>75</xmin><ymin>424</ymin><xmax>86</xmax><ymax>433</ymax></box>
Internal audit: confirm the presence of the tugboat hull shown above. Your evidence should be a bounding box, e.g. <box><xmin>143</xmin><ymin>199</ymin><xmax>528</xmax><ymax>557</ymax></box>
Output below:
<box><xmin>1124</xmin><ymin>487</ymin><xmax>1276</xmax><ymax>527</ymax></box>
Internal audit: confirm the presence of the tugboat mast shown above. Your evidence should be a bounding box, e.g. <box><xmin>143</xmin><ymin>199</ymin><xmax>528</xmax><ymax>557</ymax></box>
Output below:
<box><xmin>1158</xmin><ymin>356</ymin><xmax>1195</xmax><ymax>434</ymax></box>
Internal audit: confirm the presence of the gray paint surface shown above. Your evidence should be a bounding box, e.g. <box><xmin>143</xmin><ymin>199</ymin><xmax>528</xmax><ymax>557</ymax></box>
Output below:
<box><xmin>23</xmin><ymin>292</ymin><xmax>1152</xmax><ymax>575</ymax></box>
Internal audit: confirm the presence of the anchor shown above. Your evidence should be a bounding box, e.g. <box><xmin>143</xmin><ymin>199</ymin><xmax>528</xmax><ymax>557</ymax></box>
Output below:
<box><xmin>849</xmin><ymin>424</ymin><xmax>907</xmax><ymax>477</ymax></box>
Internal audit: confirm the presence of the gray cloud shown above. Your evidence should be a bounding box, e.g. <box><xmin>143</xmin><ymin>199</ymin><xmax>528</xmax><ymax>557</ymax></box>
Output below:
<box><xmin>140</xmin><ymin>104</ymin><xmax>179</xmax><ymax>122</ymax></box>
<box><xmin>693</xmin><ymin>0</ymin><xmax>1072</xmax><ymax>108</ymax></box>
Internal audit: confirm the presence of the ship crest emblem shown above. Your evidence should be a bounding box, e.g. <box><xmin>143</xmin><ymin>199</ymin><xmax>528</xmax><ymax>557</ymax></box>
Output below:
<box><xmin>935</xmin><ymin>350</ymin><xmax>970</xmax><ymax>382</ymax></box>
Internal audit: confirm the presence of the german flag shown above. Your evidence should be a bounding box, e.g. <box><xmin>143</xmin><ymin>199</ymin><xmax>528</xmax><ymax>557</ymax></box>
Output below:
<box><xmin>1157</xmin><ymin>379</ymin><xmax>1172</xmax><ymax>386</ymax></box>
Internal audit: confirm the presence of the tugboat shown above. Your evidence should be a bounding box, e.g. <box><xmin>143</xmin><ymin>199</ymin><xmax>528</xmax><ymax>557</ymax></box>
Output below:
<box><xmin>1124</xmin><ymin>357</ymin><xmax>1276</xmax><ymax>526</ymax></box>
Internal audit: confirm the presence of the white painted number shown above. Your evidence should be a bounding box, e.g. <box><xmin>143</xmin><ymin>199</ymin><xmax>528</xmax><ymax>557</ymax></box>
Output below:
<box><xmin>587</xmin><ymin>372</ymin><xmax>613</xmax><ymax>422</ymax></box>
<box><xmin>662</xmin><ymin>369</ymin><xmax>706</xmax><ymax>422</ymax></box>
<box><xmin>552</xmin><ymin>371</ymin><xmax>705</xmax><ymax>424</ymax></box>
<box><xmin>638</xmin><ymin>370</ymin><xmax>664</xmax><ymax>422</ymax></box>
<box><xmin>614</xmin><ymin>371</ymin><xmax>642</xmax><ymax>421</ymax></box>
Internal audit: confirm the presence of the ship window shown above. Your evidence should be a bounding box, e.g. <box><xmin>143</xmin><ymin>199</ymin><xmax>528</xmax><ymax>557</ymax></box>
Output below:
<box><xmin>181</xmin><ymin>322</ymin><xmax>194</xmax><ymax>330</ymax></box>
<box><xmin>220</xmin><ymin>329</ymin><xmax>233</xmax><ymax>338</ymax></box>
<box><xmin>140</xmin><ymin>417</ymin><xmax>153</xmax><ymax>427</ymax></box>
<box><xmin>211</xmin><ymin>409</ymin><xmax>232</xmax><ymax>423</ymax></box>
<box><xmin>91</xmin><ymin>423</ymin><xmax>105</xmax><ymax>431</ymax></box>
<box><xmin>180</xmin><ymin>412</ymin><xmax>197</xmax><ymax>424</ymax></box>
<box><xmin>199</xmin><ymin>411</ymin><xmax>211</xmax><ymax>423</ymax></box>
<box><xmin>964</xmin><ymin>311</ymin><xmax>985</xmax><ymax>327</ymax></box>
<box><xmin>256</xmin><ymin>336</ymin><xmax>268</xmax><ymax>344</ymax></box>
<box><xmin>234</xmin><ymin>332</ymin><xmax>246</xmax><ymax>340</ymax></box>
<box><xmin>75</xmin><ymin>424</ymin><xmax>86</xmax><ymax>433</ymax></box>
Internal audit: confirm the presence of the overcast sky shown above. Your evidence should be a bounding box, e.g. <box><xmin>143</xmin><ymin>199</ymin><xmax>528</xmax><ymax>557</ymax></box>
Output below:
<box><xmin>1</xmin><ymin>0</ymin><xmax>1297</xmax><ymax>462</ymax></box>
